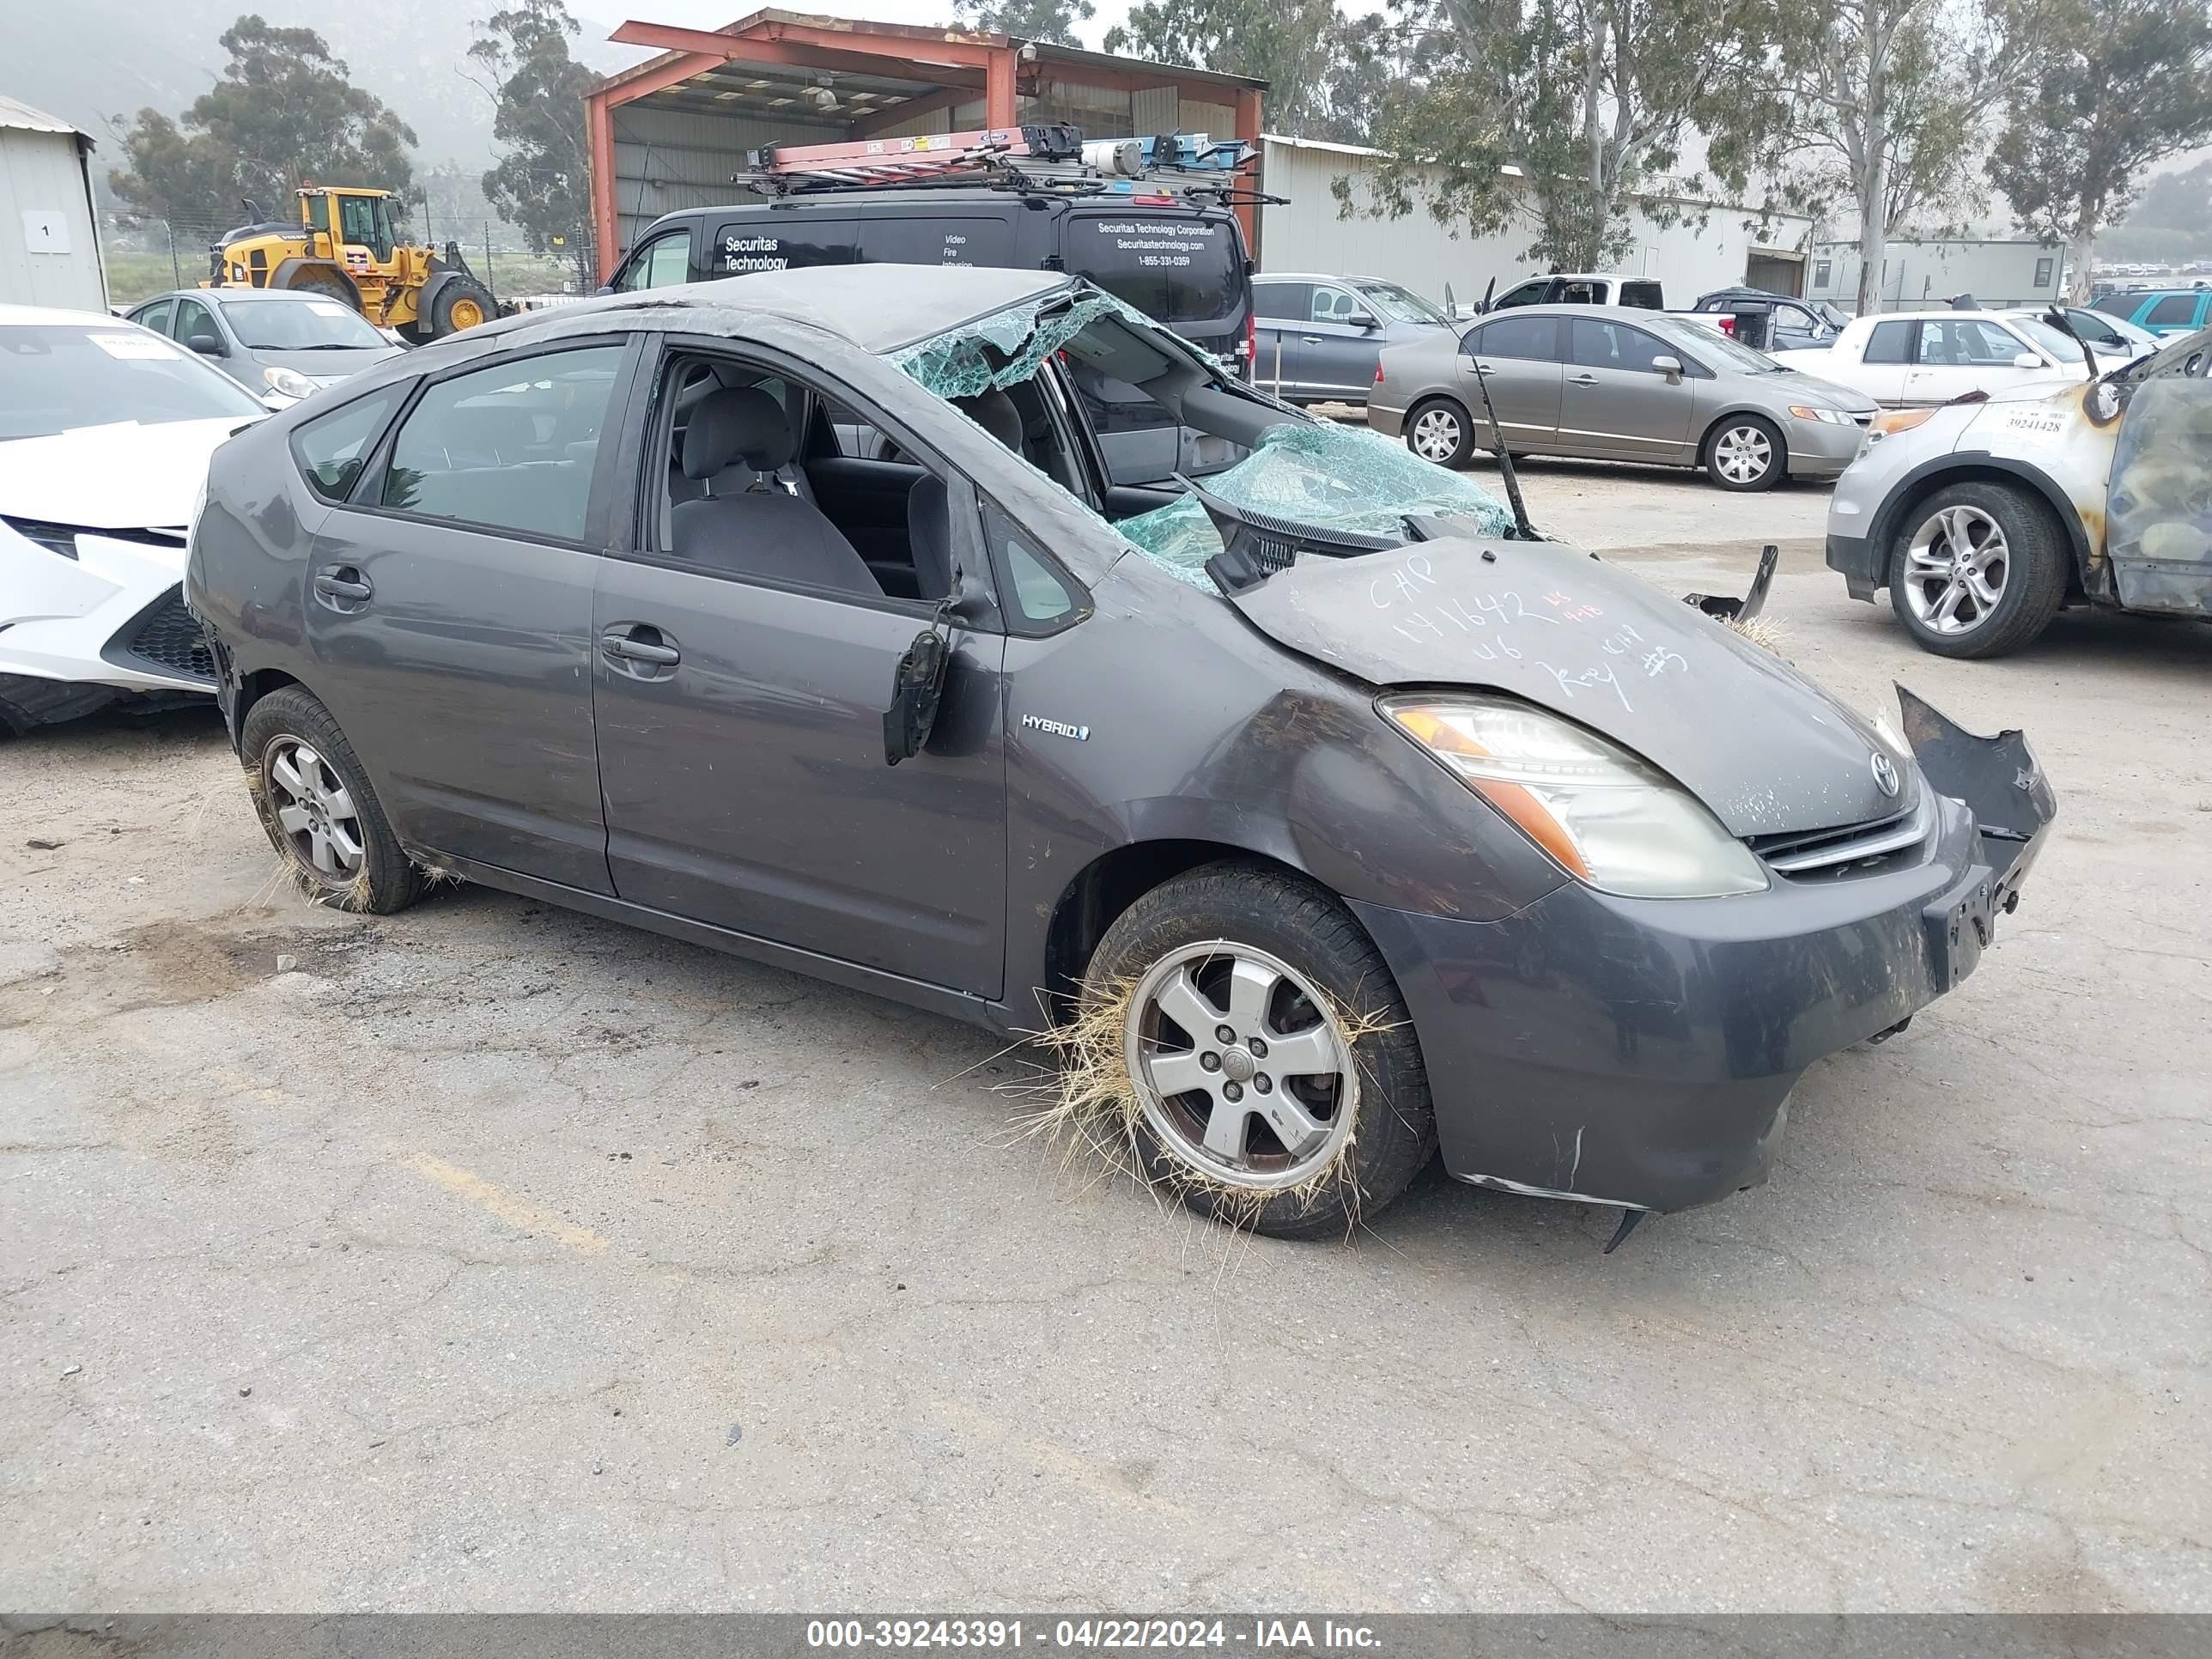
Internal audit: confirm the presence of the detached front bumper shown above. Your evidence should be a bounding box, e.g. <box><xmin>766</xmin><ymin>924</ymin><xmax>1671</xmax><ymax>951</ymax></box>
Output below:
<box><xmin>1352</xmin><ymin>700</ymin><xmax>2057</xmax><ymax>1214</ymax></box>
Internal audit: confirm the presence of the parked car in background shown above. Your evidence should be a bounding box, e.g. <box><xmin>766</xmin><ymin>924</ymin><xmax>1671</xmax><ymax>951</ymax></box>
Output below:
<box><xmin>0</xmin><ymin>304</ymin><xmax>266</xmax><ymax>732</ymax></box>
<box><xmin>2002</xmin><ymin>306</ymin><xmax>2158</xmax><ymax>365</ymax></box>
<box><xmin>1249</xmin><ymin>272</ymin><xmax>1454</xmax><ymax>404</ymax></box>
<box><xmin>1370</xmin><ymin>304</ymin><xmax>1877</xmax><ymax>490</ymax></box>
<box><xmin>1486</xmin><ymin>272</ymin><xmax>1664</xmax><ymax>311</ymax></box>
<box><xmin>1771</xmin><ymin>310</ymin><xmax>2086</xmax><ymax>406</ymax></box>
<box><xmin>123</xmin><ymin>288</ymin><xmax>404</xmax><ymax>405</ymax></box>
<box><xmin>1686</xmin><ymin>287</ymin><xmax>1850</xmax><ymax>352</ymax></box>
<box><xmin>185</xmin><ymin>264</ymin><xmax>2053</xmax><ymax>1239</ymax></box>
<box><xmin>1826</xmin><ymin>325</ymin><xmax>2212</xmax><ymax>656</ymax></box>
<box><xmin>2091</xmin><ymin>287</ymin><xmax>2212</xmax><ymax>337</ymax></box>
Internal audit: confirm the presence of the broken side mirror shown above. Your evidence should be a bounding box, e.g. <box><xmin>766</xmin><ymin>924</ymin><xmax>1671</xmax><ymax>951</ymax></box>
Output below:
<box><xmin>883</xmin><ymin>627</ymin><xmax>950</xmax><ymax>766</ymax></box>
<box><xmin>882</xmin><ymin>570</ymin><xmax>988</xmax><ymax>764</ymax></box>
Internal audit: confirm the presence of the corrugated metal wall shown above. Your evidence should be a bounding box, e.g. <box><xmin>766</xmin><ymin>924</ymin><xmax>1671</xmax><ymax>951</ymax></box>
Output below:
<box><xmin>1258</xmin><ymin>138</ymin><xmax>1811</xmax><ymax>309</ymax></box>
<box><xmin>610</xmin><ymin>103</ymin><xmax>847</xmax><ymax>253</ymax></box>
<box><xmin>0</xmin><ymin>127</ymin><xmax>105</xmax><ymax>310</ymax></box>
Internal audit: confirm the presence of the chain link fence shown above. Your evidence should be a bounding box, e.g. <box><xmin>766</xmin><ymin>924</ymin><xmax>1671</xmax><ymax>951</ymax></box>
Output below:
<box><xmin>100</xmin><ymin>212</ymin><xmax>599</xmax><ymax>313</ymax></box>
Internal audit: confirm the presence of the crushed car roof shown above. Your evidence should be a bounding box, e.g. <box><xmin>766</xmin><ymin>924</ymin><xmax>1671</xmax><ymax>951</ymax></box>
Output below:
<box><xmin>523</xmin><ymin>264</ymin><xmax>1078</xmax><ymax>356</ymax></box>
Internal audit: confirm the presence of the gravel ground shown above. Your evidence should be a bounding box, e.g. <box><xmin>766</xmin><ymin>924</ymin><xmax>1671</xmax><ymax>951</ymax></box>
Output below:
<box><xmin>2</xmin><ymin>465</ymin><xmax>2209</xmax><ymax>1613</ymax></box>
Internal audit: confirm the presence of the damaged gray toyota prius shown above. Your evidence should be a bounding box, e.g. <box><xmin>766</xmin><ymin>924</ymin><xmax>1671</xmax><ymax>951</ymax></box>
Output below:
<box><xmin>185</xmin><ymin>264</ymin><xmax>2056</xmax><ymax>1243</ymax></box>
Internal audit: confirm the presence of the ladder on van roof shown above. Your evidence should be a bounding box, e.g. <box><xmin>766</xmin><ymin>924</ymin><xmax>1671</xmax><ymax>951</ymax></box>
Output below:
<box><xmin>738</xmin><ymin>125</ymin><xmax>1268</xmax><ymax>203</ymax></box>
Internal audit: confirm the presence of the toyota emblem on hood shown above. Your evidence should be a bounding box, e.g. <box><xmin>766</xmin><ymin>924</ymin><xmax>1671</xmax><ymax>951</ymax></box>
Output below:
<box><xmin>1871</xmin><ymin>752</ymin><xmax>1900</xmax><ymax>798</ymax></box>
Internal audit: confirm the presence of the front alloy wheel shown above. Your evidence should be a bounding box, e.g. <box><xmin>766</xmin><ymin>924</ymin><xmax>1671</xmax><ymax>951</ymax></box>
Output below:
<box><xmin>1125</xmin><ymin>942</ymin><xmax>1359</xmax><ymax>1191</ymax></box>
<box><xmin>1900</xmin><ymin>504</ymin><xmax>2008</xmax><ymax>636</ymax></box>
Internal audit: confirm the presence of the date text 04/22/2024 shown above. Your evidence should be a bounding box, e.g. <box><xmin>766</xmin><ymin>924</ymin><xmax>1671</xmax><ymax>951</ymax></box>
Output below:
<box><xmin>804</xmin><ymin>1620</ymin><xmax>1383</xmax><ymax>1650</ymax></box>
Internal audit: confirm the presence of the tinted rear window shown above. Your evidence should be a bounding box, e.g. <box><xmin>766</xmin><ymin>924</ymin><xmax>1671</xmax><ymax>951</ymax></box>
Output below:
<box><xmin>2147</xmin><ymin>294</ymin><xmax>2200</xmax><ymax>326</ymax></box>
<box><xmin>1062</xmin><ymin>213</ymin><xmax>1244</xmax><ymax>326</ymax></box>
<box><xmin>860</xmin><ymin>215</ymin><xmax>1014</xmax><ymax>267</ymax></box>
<box><xmin>1618</xmin><ymin>281</ymin><xmax>1663</xmax><ymax>310</ymax></box>
<box><xmin>1863</xmin><ymin>320</ymin><xmax>1916</xmax><ymax>364</ymax></box>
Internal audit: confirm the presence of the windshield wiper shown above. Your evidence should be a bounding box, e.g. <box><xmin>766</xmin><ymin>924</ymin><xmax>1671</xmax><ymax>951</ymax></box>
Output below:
<box><xmin>279</xmin><ymin>343</ymin><xmax>374</xmax><ymax>351</ymax></box>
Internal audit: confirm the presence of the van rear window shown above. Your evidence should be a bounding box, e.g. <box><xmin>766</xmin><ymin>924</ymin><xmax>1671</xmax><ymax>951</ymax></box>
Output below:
<box><xmin>1063</xmin><ymin>215</ymin><xmax>1243</xmax><ymax>325</ymax></box>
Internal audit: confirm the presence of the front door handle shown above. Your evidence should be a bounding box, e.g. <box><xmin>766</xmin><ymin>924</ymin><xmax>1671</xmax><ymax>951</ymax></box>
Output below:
<box><xmin>600</xmin><ymin>626</ymin><xmax>680</xmax><ymax>668</ymax></box>
<box><xmin>313</xmin><ymin>566</ymin><xmax>371</xmax><ymax>605</ymax></box>
<box><xmin>1301</xmin><ymin>335</ymin><xmax>1324</xmax><ymax>343</ymax></box>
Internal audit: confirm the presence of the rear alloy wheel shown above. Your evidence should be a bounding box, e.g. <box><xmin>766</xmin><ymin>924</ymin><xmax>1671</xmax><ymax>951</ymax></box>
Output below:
<box><xmin>1887</xmin><ymin>481</ymin><xmax>2068</xmax><ymax>658</ymax></box>
<box><xmin>1406</xmin><ymin>398</ymin><xmax>1475</xmax><ymax>468</ymax></box>
<box><xmin>1705</xmin><ymin>415</ymin><xmax>1784</xmax><ymax>490</ymax></box>
<box><xmin>240</xmin><ymin>686</ymin><xmax>424</xmax><ymax>913</ymax></box>
<box><xmin>1084</xmin><ymin>862</ymin><xmax>1436</xmax><ymax>1238</ymax></box>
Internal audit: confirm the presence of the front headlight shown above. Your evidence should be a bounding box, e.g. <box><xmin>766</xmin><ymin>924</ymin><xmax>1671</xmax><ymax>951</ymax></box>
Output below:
<box><xmin>1382</xmin><ymin>695</ymin><xmax>1770</xmax><ymax>898</ymax></box>
<box><xmin>263</xmin><ymin>365</ymin><xmax>318</xmax><ymax>401</ymax></box>
<box><xmin>1788</xmin><ymin>404</ymin><xmax>1855</xmax><ymax>424</ymax></box>
<box><xmin>1869</xmin><ymin>407</ymin><xmax>1936</xmax><ymax>438</ymax></box>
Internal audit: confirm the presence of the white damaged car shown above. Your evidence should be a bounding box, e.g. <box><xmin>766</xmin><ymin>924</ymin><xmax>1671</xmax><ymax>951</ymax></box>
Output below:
<box><xmin>0</xmin><ymin>304</ymin><xmax>269</xmax><ymax>731</ymax></box>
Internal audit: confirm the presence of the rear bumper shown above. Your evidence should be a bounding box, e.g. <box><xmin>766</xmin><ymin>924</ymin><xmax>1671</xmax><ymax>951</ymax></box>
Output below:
<box><xmin>1826</xmin><ymin>531</ymin><xmax>1883</xmax><ymax>600</ymax></box>
<box><xmin>1352</xmin><ymin>781</ymin><xmax>2050</xmax><ymax>1214</ymax></box>
<box><xmin>1366</xmin><ymin>402</ymin><xmax>1407</xmax><ymax>438</ymax></box>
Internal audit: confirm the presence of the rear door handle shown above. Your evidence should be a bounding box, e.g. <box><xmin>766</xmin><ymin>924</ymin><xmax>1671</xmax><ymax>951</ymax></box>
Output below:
<box><xmin>1570</xmin><ymin>374</ymin><xmax>1599</xmax><ymax>386</ymax></box>
<box><xmin>1301</xmin><ymin>335</ymin><xmax>1324</xmax><ymax>343</ymax></box>
<box><xmin>313</xmin><ymin>566</ymin><xmax>371</xmax><ymax>603</ymax></box>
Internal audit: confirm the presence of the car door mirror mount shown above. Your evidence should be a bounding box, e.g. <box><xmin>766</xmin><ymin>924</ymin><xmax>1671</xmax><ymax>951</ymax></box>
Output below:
<box><xmin>2013</xmin><ymin>351</ymin><xmax>2045</xmax><ymax>369</ymax></box>
<box><xmin>1651</xmin><ymin>354</ymin><xmax>1683</xmax><ymax>381</ymax></box>
<box><xmin>188</xmin><ymin>332</ymin><xmax>225</xmax><ymax>356</ymax></box>
<box><xmin>1349</xmin><ymin>312</ymin><xmax>1380</xmax><ymax>331</ymax></box>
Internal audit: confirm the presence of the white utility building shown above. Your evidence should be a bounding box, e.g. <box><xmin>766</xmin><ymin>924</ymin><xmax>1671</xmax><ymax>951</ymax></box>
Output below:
<box><xmin>0</xmin><ymin>95</ymin><xmax>106</xmax><ymax>312</ymax></box>
<box><xmin>1258</xmin><ymin>134</ymin><xmax>1815</xmax><ymax>308</ymax></box>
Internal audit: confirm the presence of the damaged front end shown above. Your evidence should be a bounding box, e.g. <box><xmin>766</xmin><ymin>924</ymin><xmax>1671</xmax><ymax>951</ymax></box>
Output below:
<box><xmin>1896</xmin><ymin>684</ymin><xmax>2057</xmax><ymax>905</ymax></box>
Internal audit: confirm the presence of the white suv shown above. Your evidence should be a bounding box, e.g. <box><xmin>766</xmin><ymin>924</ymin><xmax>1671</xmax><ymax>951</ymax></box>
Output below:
<box><xmin>1824</xmin><ymin>325</ymin><xmax>2212</xmax><ymax>656</ymax></box>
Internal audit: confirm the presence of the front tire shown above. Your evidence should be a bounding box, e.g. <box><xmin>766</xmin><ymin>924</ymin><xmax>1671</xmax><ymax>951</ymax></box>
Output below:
<box><xmin>1887</xmin><ymin>481</ymin><xmax>2068</xmax><ymax>658</ymax></box>
<box><xmin>1083</xmin><ymin>862</ymin><xmax>1436</xmax><ymax>1238</ymax></box>
<box><xmin>240</xmin><ymin>687</ymin><xmax>423</xmax><ymax>913</ymax></box>
<box><xmin>428</xmin><ymin>276</ymin><xmax>495</xmax><ymax>337</ymax></box>
<box><xmin>1404</xmin><ymin>398</ymin><xmax>1475</xmax><ymax>469</ymax></box>
<box><xmin>1704</xmin><ymin>414</ymin><xmax>1785</xmax><ymax>491</ymax></box>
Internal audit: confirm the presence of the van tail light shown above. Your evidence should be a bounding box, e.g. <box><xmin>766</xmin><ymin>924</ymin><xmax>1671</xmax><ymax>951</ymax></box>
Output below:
<box><xmin>1375</xmin><ymin>362</ymin><xmax>1387</xmax><ymax>385</ymax></box>
<box><xmin>1243</xmin><ymin>308</ymin><xmax>1257</xmax><ymax>377</ymax></box>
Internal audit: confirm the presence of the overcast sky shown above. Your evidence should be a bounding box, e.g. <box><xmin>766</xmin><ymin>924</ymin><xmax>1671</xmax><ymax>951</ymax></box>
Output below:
<box><xmin>592</xmin><ymin>0</ymin><xmax>1139</xmax><ymax>52</ymax></box>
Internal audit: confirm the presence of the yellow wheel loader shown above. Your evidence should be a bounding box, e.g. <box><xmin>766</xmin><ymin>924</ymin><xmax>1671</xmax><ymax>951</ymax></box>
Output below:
<box><xmin>207</xmin><ymin>186</ymin><xmax>501</xmax><ymax>343</ymax></box>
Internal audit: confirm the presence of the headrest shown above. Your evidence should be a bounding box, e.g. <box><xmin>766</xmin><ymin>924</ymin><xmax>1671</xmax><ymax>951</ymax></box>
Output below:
<box><xmin>956</xmin><ymin>387</ymin><xmax>1024</xmax><ymax>452</ymax></box>
<box><xmin>683</xmin><ymin>385</ymin><xmax>793</xmax><ymax>479</ymax></box>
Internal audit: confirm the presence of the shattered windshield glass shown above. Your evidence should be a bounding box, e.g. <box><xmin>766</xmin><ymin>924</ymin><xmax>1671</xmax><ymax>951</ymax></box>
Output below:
<box><xmin>887</xmin><ymin>289</ymin><xmax>1133</xmax><ymax>400</ymax></box>
<box><xmin>1114</xmin><ymin>421</ymin><xmax>1517</xmax><ymax>587</ymax></box>
<box><xmin>884</xmin><ymin>283</ymin><xmax>1516</xmax><ymax>591</ymax></box>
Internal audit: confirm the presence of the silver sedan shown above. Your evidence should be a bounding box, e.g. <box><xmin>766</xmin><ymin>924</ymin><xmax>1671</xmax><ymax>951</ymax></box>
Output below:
<box><xmin>1370</xmin><ymin>304</ymin><xmax>1880</xmax><ymax>491</ymax></box>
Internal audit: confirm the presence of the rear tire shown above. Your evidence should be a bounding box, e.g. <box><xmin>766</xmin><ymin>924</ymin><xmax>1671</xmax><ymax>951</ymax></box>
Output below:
<box><xmin>1887</xmin><ymin>480</ymin><xmax>2068</xmax><ymax>658</ymax></box>
<box><xmin>1404</xmin><ymin>398</ymin><xmax>1476</xmax><ymax>469</ymax></box>
<box><xmin>1704</xmin><ymin>413</ymin><xmax>1785</xmax><ymax>491</ymax></box>
<box><xmin>240</xmin><ymin>687</ymin><xmax>423</xmax><ymax>914</ymax></box>
<box><xmin>283</xmin><ymin>268</ymin><xmax>359</xmax><ymax>310</ymax></box>
<box><xmin>1083</xmin><ymin>861</ymin><xmax>1436</xmax><ymax>1239</ymax></box>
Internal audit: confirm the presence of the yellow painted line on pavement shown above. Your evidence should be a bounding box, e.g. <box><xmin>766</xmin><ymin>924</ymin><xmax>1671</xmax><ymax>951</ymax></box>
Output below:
<box><xmin>398</xmin><ymin>1150</ymin><xmax>611</xmax><ymax>1255</ymax></box>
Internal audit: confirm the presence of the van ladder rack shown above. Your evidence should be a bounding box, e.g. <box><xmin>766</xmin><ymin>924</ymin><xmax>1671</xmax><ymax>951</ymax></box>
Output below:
<box><xmin>737</xmin><ymin>126</ymin><xmax>1263</xmax><ymax>202</ymax></box>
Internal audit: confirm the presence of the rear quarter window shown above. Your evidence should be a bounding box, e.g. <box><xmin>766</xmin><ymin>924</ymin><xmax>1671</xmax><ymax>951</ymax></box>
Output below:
<box><xmin>2147</xmin><ymin>294</ymin><xmax>2200</xmax><ymax>326</ymax></box>
<box><xmin>1618</xmin><ymin>281</ymin><xmax>1663</xmax><ymax>310</ymax></box>
<box><xmin>290</xmin><ymin>387</ymin><xmax>405</xmax><ymax>503</ymax></box>
<box><xmin>1863</xmin><ymin>320</ymin><xmax>1916</xmax><ymax>364</ymax></box>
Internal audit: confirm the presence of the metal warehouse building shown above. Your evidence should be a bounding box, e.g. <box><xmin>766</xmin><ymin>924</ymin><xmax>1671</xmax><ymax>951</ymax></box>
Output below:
<box><xmin>586</xmin><ymin>9</ymin><xmax>1265</xmax><ymax>281</ymax></box>
<box><xmin>0</xmin><ymin>95</ymin><xmax>106</xmax><ymax>311</ymax></box>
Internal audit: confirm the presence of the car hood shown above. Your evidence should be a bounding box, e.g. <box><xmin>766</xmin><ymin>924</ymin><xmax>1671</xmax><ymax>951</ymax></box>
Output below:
<box><xmin>0</xmin><ymin>416</ymin><xmax>249</xmax><ymax>530</ymax></box>
<box><xmin>252</xmin><ymin>344</ymin><xmax>404</xmax><ymax>386</ymax></box>
<box><xmin>1764</xmin><ymin>368</ymin><xmax>1879</xmax><ymax>412</ymax></box>
<box><xmin>1231</xmin><ymin>537</ymin><xmax>1909</xmax><ymax>836</ymax></box>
